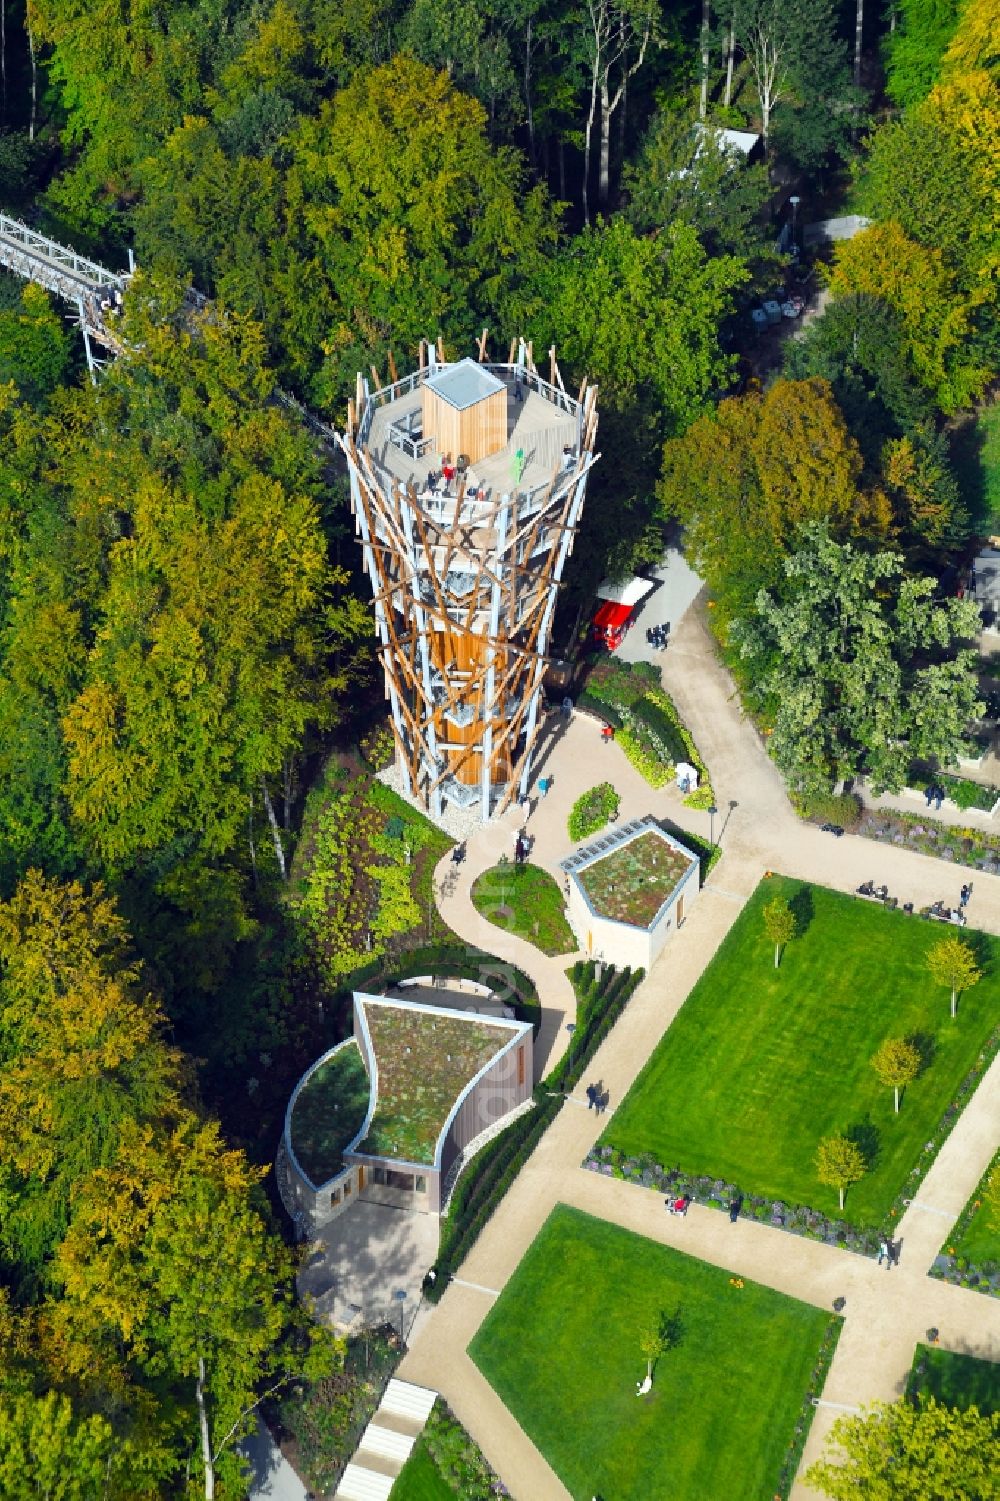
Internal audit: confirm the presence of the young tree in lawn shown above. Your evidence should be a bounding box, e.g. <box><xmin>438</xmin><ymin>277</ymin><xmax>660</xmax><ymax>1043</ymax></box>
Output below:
<box><xmin>763</xmin><ymin>896</ymin><xmax>795</xmax><ymax>969</ymax></box>
<box><xmin>870</xmin><ymin>1037</ymin><xmax>921</xmax><ymax>1113</ymax></box>
<box><xmin>926</xmin><ymin>935</ymin><xmax>982</xmax><ymax>1020</ymax></box>
<box><xmin>815</xmin><ymin>1134</ymin><xmax>867</xmax><ymax>1211</ymax></box>
<box><xmin>805</xmin><ymin>1396</ymin><xmax>999</xmax><ymax>1500</ymax></box>
<box><xmin>638</xmin><ymin>1306</ymin><xmax>683</xmax><ymax>1384</ymax></box>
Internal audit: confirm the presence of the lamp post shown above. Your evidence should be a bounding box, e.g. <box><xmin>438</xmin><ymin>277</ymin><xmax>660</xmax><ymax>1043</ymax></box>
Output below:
<box><xmin>789</xmin><ymin>194</ymin><xmax>801</xmax><ymax>249</ymax></box>
<box><xmin>393</xmin><ymin>1288</ymin><xmax>407</xmax><ymax>1345</ymax></box>
<box><xmin>565</xmin><ymin>1022</ymin><xmax>577</xmax><ymax>1090</ymax></box>
<box><xmin>708</xmin><ymin>803</ymin><xmax>718</xmax><ymax>847</ymax></box>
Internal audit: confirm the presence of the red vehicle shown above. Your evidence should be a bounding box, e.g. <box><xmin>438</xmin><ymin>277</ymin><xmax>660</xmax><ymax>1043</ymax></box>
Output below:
<box><xmin>591</xmin><ymin>576</ymin><xmax>656</xmax><ymax>650</ymax></box>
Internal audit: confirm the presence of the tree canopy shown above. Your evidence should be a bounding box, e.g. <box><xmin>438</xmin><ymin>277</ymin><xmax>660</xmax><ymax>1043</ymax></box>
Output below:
<box><xmin>806</xmin><ymin>1396</ymin><xmax>1000</xmax><ymax>1499</ymax></box>
<box><xmin>658</xmin><ymin>378</ymin><xmax>889</xmax><ymax>622</ymax></box>
<box><xmin>731</xmin><ymin>525</ymin><xmax>982</xmax><ymax>793</ymax></box>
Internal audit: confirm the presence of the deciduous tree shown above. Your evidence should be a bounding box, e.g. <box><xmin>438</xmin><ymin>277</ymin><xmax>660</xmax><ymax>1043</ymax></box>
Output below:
<box><xmin>731</xmin><ymin>525</ymin><xmax>983</xmax><ymax>793</ymax></box>
<box><xmin>55</xmin><ymin>1114</ymin><xmax>336</xmax><ymax>1500</ymax></box>
<box><xmin>0</xmin><ymin>870</ymin><xmax>179</xmax><ymax>1271</ymax></box>
<box><xmin>829</xmin><ymin>222</ymin><xmax>993</xmax><ymax>413</ymax></box>
<box><xmin>926</xmin><ymin>934</ymin><xmax>981</xmax><ymax>1019</ymax></box>
<box><xmin>763</xmin><ymin>896</ymin><xmax>795</xmax><ymax>968</ymax></box>
<box><xmin>815</xmin><ymin>1133</ymin><xmax>867</xmax><ymax>1211</ymax></box>
<box><xmin>884</xmin><ymin>0</ymin><xmax>961</xmax><ymax>105</ymax></box>
<box><xmin>870</xmin><ymin>1036</ymin><xmax>921</xmax><ymax>1112</ymax></box>
<box><xmin>659</xmin><ymin>379</ymin><xmax>889</xmax><ymax>622</ymax></box>
<box><xmin>0</xmin><ymin>1392</ymin><xmax>118</xmax><ymax>1501</ymax></box>
<box><xmin>805</xmin><ymin>1396</ymin><xmax>1000</xmax><ymax>1499</ymax></box>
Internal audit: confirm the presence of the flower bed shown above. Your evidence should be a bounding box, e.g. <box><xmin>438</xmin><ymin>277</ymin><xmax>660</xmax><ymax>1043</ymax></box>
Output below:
<box><xmin>930</xmin><ymin>1149</ymin><xmax>1000</xmax><ymax>1299</ymax></box>
<box><xmin>774</xmin><ymin>1319</ymin><xmax>843</xmax><ymax>1501</ymax></box>
<box><xmin>583</xmin><ymin>1146</ymin><xmax>880</xmax><ymax>1255</ymax></box>
<box><xmin>858</xmin><ymin>809</ymin><xmax>1000</xmax><ymax>871</ymax></box>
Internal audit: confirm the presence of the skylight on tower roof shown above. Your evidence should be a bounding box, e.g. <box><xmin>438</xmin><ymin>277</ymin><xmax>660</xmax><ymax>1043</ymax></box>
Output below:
<box><xmin>424</xmin><ymin>357</ymin><xmax>505</xmax><ymax>412</ymax></box>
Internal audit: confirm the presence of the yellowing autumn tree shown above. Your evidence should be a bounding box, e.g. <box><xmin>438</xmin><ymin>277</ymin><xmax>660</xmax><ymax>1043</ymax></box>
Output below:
<box><xmin>829</xmin><ymin>223</ymin><xmax>993</xmax><ymax>412</ymax></box>
<box><xmin>658</xmin><ymin>377</ymin><xmax>890</xmax><ymax>620</ymax></box>
<box><xmin>0</xmin><ymin>870</ymin><xmax>179</xmax><ymax>1268</ymax></box>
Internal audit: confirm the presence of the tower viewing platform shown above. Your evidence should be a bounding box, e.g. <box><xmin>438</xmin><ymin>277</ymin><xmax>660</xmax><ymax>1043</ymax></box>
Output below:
<box><xmin>338</xmin><ymin>339</ymin><xmax>599</xmax><ymax>823</ymax></box>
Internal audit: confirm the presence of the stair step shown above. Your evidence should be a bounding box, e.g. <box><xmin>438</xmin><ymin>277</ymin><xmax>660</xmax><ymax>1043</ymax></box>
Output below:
<box><xmin>380</xmin><ymin>1379</ymin><xmax>437</xmax><ymax>1423</ymax></box>
<box><xmin>334</xmin><ymin>1462</ymin><xmax>395</xmax><ymax>1501</ymax></box>
<box><xmin>359</xmin><ymin>1423</ymin><xmax>415</xmax><ymax>1463</ymax></box>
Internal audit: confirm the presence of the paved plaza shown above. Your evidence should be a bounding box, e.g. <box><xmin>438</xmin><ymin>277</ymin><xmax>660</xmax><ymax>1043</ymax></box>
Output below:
<box><xmin>398</xmin><ymin>594</ymin><xmax>1000</xmax><ymax>1500</ymax></box>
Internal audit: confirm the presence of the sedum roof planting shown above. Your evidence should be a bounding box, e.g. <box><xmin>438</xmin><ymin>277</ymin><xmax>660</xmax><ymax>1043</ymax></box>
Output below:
<box><xmin>358</xmin><ymin>999</ymin><xmax>513</xmax><ymax>1165</ymax></box>
<box><xmin>290</xmin><ymin>1040</ymin><xmax>370</xmax><ymax>1188</ymax></box>
<box><xmin>577</xmin><ymin>830</ymin><xmax>694</xmax><ymax>928</ymax></box>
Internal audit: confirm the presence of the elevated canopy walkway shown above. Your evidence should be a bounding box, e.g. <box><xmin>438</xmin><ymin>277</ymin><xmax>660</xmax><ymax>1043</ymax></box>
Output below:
<box><xmin>0</xmin><ymin>213</ymin><xmax>130</xmax><ymax>358</ymax></box>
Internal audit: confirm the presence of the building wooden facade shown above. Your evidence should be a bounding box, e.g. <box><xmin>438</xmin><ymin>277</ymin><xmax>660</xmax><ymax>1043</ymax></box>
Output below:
<box><xmin>338</xmin><ymin>338</ymin><xmax>599</xmax><ymax>820</ymax></box>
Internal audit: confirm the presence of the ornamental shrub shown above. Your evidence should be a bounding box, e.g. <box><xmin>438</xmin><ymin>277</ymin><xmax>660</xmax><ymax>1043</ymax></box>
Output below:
<box><xmin>568</xmin><ymin>781</ymin><xmax>620</xmax><ymax>840</ymax></box>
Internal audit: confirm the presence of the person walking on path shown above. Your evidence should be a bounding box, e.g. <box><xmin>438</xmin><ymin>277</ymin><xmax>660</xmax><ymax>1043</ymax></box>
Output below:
<box><xmin>877</xmin><ymin>1238</ymin><xmax>889</xmax><ymax>1267</ymax></box>
<box><xmin>960</xmin><ymin>882</ymin><xmax>972</xmax><ymax>909</ymax></box>
<box><xmin>586</xmin><ymin>1084</ymin><xmax>596</xmax><ymax>1110</ymax></box>
<box><xmin>561</xmin><ymin>696</ymin><xmax>573</xmax><ymax>720</ymax></box>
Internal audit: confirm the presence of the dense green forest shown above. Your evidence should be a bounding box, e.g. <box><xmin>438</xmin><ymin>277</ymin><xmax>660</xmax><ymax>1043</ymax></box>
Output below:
<box><xmin>0</xmin><ymin>0</ymin><xmax>996</xmax><ymax>1492</ymax></box>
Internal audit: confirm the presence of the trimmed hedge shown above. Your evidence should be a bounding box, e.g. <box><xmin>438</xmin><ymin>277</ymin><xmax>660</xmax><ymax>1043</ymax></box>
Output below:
<box><xmin>628</xmin><ymin>694</ymin><xmax>688</xmax><ymax>765</ymax></box>
<box><xmin>547</xmin><ymin>962</ymin><xmax>645</xmax><ymax>1092</ymax></box>
<box><xmin>792</xmin><ymin>790</ymin><xmax>863</xmax><ymax>828</ymax></box>
<box><xmin>576</xmin><ymin>691</ymin><xmax>622</xmax><ymax>728</ymax></box>
<box><xmin>568</xmin><ymin>781</ymin><xmax>620</xmax><ymax>840</ymax></box>
<box><xmin>426</xmin><ymin>1090</ymin><xmax>561</xmax><ymax>1300</ymax></box>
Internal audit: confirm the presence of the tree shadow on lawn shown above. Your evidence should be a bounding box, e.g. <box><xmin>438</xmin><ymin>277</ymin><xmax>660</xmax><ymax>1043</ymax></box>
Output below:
<box><xmin>962</xmin><ymin>927</ymin><xmax>993</xmax><ymax>983</ymax></box>
<box><xmin>846</xmin><ymin>1116</ymin><xmax>881</xmax><ymax>1171</ymax></box>
<box><xmin>788</xmin><ymin>883</ymin><xmax>814</xmax><ymax>939</ymax></box>
<box><xmin>908</xmin><ymin>1031</ymin><xmax>936</xmax><ymax>1075</ymax></box>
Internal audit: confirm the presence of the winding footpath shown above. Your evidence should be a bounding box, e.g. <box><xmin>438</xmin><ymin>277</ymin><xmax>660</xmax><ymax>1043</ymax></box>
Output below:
<box><xmin>398</xmin><ymin>598</ymin><xmax>1000</xmax><ymax>1500</ymax></box>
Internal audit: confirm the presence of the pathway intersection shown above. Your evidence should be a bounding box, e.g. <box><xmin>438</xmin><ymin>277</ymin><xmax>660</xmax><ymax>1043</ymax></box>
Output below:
<box><xmin>398</xmin><ymin>599</ymin><xmax>1000</xmax><ymax>1500</ymax></box>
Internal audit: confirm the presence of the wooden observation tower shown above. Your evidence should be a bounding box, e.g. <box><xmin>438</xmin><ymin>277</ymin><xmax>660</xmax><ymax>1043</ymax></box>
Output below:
<box><xmin>338</xmin><ymin>337</ymin><xmax>599</xmax><ymax>822</ymax></box>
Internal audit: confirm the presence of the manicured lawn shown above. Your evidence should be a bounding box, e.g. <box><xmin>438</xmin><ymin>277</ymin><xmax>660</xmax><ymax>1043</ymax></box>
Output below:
<box><xmin>470</xmin><ymin>1205</ymin><xmax>836</xmax><ymax>1501</ymax></box>
<box><xmin>471</xmin><ymin>862</ymin><xmax>576</xmax><ymax>955</ymax></box>
<box><xmin>907</xmin><ymin>1344</ymin><xmax>1000</xmax><ymax>1416</ymax></box>
<box><xmin>603</xmin><ymin>876</ymin><xmax>1000</xmax><ymax>1227</ymax></box>
<box><xmin>390</xmin><ymin>1439</ymin><xmax>453</xmax><ymax>1500</ymax></box>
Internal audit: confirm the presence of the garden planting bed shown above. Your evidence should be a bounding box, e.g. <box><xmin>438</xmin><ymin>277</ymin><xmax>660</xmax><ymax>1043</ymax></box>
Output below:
<box><xmin>578</xmin><ymin>656</ymin><xmax>714</xmax><ymax>808</ymax></box>
<box><xmin>930</xmin><ymin>1149</ymin><xmax>1000</xmax><ymax>1299</ymax></box>
<box><xmin>858</xmin><ymin>808</ymin><xmax>1000</xmax><ymax>872</ymax></box>
<box><xmin>470</xmin><ymin>862</ymin><xmax>576</xmax><ymax>954</ymax></box>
